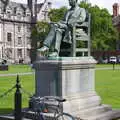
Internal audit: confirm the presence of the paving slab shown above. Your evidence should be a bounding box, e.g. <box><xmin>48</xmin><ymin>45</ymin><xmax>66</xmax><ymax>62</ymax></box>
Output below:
<box><xmin>0</xmin><ymin>116</ymin><xmax>32</xmax><ymax>120</ymax></box>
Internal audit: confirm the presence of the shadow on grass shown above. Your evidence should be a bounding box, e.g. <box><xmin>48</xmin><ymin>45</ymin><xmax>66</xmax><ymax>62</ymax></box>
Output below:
<box><xmin>0</xmin><ymin>108</ymin><xmax>13</xmax><ymax>115</ymax></box>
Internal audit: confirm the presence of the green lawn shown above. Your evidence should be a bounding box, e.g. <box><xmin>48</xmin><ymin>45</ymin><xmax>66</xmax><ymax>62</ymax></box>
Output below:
<box><xmin>0</xmin><ymin>64</ymin><xmax>120</xmax><ymax>114</ymax></box>
<box><xmin>95</xmin><ymin>69</ymin><xmax>120</xmax><ymax>109</ymax></box>
<box><xmin>0</xmin><ymin>65</ymin><xmax>32</xmax><ymax>74</ymax></box>
<box><xmin>96</xmin><ymin>63</ymin><xmax>120</xmax><ymax>68</ymax></box>
<box><xmin>0</xmin><ymin>75</ymin><xmax>35</xmax><ymax>114</ymax></box>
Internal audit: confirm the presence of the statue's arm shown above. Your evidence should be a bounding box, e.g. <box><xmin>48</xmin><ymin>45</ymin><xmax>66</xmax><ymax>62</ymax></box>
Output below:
<box><xmin>57</xmin><ymin>11</ymin><xmax>68</xmax><ymax>29</ymax></box>
<box><xmin>50</xmin><ymin>11</ymin><xmax>68</xmax><ymax>29</ymax></box>
<box><xmin>50</xmin><ymin>21</ymin><xmax>67</xmax><ymax>29</ymax></box>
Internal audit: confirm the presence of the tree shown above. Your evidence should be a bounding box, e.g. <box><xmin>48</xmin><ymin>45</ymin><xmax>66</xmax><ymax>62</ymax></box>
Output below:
<box><xmin>48</xmin><ymin>7</ymin><xmax>67</xmax><ymax>22</ymax></box>
<box><xmin>35</xmin><ymin>21</ymin><xmax>50</xmax><ymax>47</ymax></box>
<box><xmin>79</xmin><ymin>2</ymin><xmax>118</xmax><ymax>51</ymax></box>
<box><xmin>30</xmin><ymin>21</ymin><xmax>50</xmax><ymax>62</ymax></box>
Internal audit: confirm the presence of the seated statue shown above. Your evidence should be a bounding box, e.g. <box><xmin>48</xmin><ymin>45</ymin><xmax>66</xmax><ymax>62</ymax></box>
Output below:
<box><xmin>37</xmin><ymin>0</ymin><xmax>87</xmax><ymax>57</ymax></box>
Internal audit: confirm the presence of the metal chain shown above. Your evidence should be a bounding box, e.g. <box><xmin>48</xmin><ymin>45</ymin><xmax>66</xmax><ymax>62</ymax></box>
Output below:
<box><xmin>0</xmin><ymin>86</ymin><xmax>33</xmax><ymax>99</ymax></box>
<box><xmin>20</xmin><ymin>87</ymin><xmax>33</xmax><ymax>97</ymax></box>
<box><xmin>0</xmin><ymin>85</ymin><xmax>16</xmax><ymax>98</ymax></box>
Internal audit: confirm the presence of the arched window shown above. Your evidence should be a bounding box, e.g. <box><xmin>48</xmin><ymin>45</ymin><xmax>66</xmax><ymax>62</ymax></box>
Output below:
<box><xmin>6</xmin><ymin>6</ymin><xmax>12</xmax><ymax>18</ymax></box>
<box><xmin>16</xmin><ymin>7</ymin><xmax>23</xmax><ymax>19</ymax></box>
<box><xmin>25</xmin><ymin>8</ymin><xmax>31</xmax><ymax>17</ymax></box>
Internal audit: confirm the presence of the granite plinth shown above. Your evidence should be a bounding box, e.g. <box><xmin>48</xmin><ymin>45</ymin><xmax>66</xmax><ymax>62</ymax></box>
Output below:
<box><xmin>33</xmin><ymin>57</ymin><xmax>114</xmax><ymax>119</ymax></box>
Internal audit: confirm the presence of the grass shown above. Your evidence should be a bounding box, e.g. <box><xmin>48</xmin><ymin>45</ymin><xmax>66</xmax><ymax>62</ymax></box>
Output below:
<box><xmin>0</xmin><ymin>64</ymin><xmax>32</xmax><ymax>74</ymax></box>
<box><xmin>0</xmin><ymin>64</ymin><xmax>120</xmax><ymax>114</ymax></box>
<box><xmin>95</xmin><ymin>69</ymin><xmax>120</xmax><ymax>109</ymax></box>
<box><xmin>0</xmin><ymin>75</ymin><xmax>35</xmax><ymax>114</ymax></box>
<box><xmin>96</xmin><ymin>63</ymin><xmax>120</xmax><ymax>68</ymax></box>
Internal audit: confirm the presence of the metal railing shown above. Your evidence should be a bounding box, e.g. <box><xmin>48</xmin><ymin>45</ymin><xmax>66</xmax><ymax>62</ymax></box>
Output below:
<box><xmin>0</xmin><ymin>75</ymin><xmax>33</xmax><ymax>120</ymax></box>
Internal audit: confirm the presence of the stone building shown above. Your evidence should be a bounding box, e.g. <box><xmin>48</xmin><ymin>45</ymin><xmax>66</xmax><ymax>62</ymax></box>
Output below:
<box><xmin>0</xmin><ymin>0</ymin><xmax>51</xmax><ymax>63</ymax></box>
<box><xmin>112</xmin><ymin>3</ymin><xmax>120</xmax><ymax>50</ymax></box>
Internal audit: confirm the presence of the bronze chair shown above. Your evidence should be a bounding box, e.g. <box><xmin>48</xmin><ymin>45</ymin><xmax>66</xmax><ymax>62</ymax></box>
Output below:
<box><xmin>60</xmin><ymin>12</ymin><xmax>91</xmax><ymax>57</ymax></box>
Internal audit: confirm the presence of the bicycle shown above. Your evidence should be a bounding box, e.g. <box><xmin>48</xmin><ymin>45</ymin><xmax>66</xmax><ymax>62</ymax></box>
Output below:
<box><xmin>29</xmin><ymin>96</ymin><xmax>76</xmax><ymax>120</ymax></box>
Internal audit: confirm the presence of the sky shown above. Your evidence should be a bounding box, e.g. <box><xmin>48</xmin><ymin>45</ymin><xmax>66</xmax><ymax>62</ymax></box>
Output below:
<box><xmin>10</xmin><ymin>0</ymin><xmax>120</xmax><ymax>14</ymax></box>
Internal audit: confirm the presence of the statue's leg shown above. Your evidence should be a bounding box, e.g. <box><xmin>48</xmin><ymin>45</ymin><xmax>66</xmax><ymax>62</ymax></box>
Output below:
<box><xmin>54</xmin><ymin>29</ymin><xmax>63</xmax><ymax>54</ymax></box>
<box><xmin>43</xmin><ymin>24</ymin><xmax>56</xmax><ymax>48</ymax></box>
<box><xmin>37</xmin><ymin>24</ymin><xmax>56</xmax><ymax>56</ymax></box>
<box><xmin>48</xmin><ymin>29</ymin><xmax>63</xmax><ymax>57</ymax></box>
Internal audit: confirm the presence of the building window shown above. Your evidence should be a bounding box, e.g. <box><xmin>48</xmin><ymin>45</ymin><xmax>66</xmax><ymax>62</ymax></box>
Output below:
<box><xmin>7</xmin><ymin>11</ymin><xmax>11</xmax><ymax>18</ymax></box>
<box><xmin>17</xmin><ymin>13</ymin><xmax>21</xmax><ymax>20</ymax></box>
<box><xmin>6</xmin><ymin>48</ymin><xmax>12</xmax><ymax>59</ymax></box>
<box><xmin>17</xmin><ymin>49</ymin><xmax>22</xmax><ymax>58</ymax></box>
<box><xmin>18</xmin><ymin>37</ymin><xmax>22</xmax><ymax>45</ymax></box>
<box><xmin>27</xmin><ymin>26</ymin><xmax>30</xmax><ymax>32</ymax></box>
<box><xmin>26</xmin><ymin>13</ymin><xmax>30</xmax><ymax>16</ymax></box>
<box><xmin>27</xmin><ymin>37</ymin><xmax>31</xmax><ymax>44</ymax></box>
<box><xmin>27</xmin><ymin>49</ymin><xmax>30</xmax><ymax>56</ymax></box>
<box><xmin>7</xmin><ymin>32</ymin><xmax>12</xmax><ymax>42</ymax></box>
<box><xmin>18</xmin><ymin>25</ymin><xmax>21</xmax><ymax>32</ymax></box>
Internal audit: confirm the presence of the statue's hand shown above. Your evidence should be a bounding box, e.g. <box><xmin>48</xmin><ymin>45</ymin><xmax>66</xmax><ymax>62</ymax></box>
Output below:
<box><xmin>57</xmin><ymin>22</ymin><xmax>67</xmax><ymax>29</ymax></box>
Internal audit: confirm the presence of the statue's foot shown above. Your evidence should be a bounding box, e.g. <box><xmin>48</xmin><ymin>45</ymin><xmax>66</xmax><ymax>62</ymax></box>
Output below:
<box><xmin>37</xmin><ymin>46</ymin><xmax>49</xmax><ymax>56</ymax></box>
<box><xmin>48</xmin><ymin>52</ymin><xmax>58</xmax><ymax>57</ymax></box>
<box><xmin>37</xmin><ymin>46</ymin><xmax>49</xmax><ymax>52</ymax></box>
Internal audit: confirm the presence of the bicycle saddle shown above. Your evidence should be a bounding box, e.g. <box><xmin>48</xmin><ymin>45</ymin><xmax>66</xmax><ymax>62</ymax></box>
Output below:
<box><xmin>44</xmin><ymin>96</ymin><xmax>66</xmax><ymax>102</ymax></box>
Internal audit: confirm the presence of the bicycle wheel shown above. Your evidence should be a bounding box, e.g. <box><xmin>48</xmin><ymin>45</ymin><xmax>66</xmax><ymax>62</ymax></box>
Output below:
<box><xmin>33</xmin><ymin>112</ymin><xmax>44</xmax><ymax>120</ymax></box>
<box><xmin>56</xmin><ymin>112</ymin><xmax>75</xmax><ymax>120</ymax></box>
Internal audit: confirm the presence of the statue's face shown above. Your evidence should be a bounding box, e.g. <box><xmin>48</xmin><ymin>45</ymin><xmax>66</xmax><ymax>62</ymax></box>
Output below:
<box><xmin>69</xmin><ymin>0</ymin><xmax>76</xmax><ymax>7</ymax></box>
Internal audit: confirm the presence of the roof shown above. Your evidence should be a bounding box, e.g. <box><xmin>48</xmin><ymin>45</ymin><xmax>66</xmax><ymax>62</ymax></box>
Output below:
<box><xmin>0</xmin><ymin>0</ymin><xmax>51</xmax><ymax>14</ymax></box>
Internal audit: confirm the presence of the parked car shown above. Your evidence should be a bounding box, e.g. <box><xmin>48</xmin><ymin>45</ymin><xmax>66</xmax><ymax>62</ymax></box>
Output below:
<box><xmin>109</xmin><ymin>56</ymin><xmax>117</xmax><ymax>63</ymax></box>
<box><xmin>0</xmin><ymin>59</ymin><xmax>7</xmax><ymax>65</ymax></box>
<box><xmin>102</xmin><ymin>59</ymin><xmax>108</xmax><ymax>64</ymax></box>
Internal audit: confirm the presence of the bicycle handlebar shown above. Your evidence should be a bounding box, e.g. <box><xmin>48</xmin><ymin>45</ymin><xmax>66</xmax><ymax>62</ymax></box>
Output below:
<box><xmin>43</xmin><ymin>96</ymin><xmax>66</xmax><ymax>102</ymax></box>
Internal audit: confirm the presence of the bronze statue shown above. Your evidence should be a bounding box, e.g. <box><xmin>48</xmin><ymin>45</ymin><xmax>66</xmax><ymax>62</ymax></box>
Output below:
<box><xmin>37</xmin><ymin>0</ymin><xmax>87</xmax><ymax>57</ymax></box>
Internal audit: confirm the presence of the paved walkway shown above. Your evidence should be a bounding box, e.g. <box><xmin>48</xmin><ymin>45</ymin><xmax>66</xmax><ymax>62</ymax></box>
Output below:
<box><xmin>0</xmin><ymin>72</ymin><xmax>34</xmax><ymax>77</ymax></box>
<box><xmin>1</xmin><ymin>109</ymin><xmax>120</xmax><ymax>120</ymax></box>
<box><xmin>96</xmin><ymin>66</ymin><xmax>120</xmax><ymax>70</ymax></box>
<box><xmin>0</xmin><ymin>66</ymin><xmax>120</xmax><ymax>77</ymax></box>
<box><xmin>0</xmin><ymin>116</ymin><xmax>31</xmax><ymax>120</ymax></box>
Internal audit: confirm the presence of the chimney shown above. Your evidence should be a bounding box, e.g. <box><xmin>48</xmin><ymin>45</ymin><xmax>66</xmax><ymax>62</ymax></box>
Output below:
<box><xmin>113</xmin><ymin>3</ymin><xmax>119</xmax><ymax>17</ymax></box>
<box><xmin>48</xmin><ymin>2</ymin><xmax>52</xmax><ymax>9</ymax></box>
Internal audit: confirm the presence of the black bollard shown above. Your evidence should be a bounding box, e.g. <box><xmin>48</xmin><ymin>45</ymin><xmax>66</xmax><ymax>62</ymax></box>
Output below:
<box><xmin>113</xmin><ymin>62</ymin><xmax>115</xmax><ymax>70</ymax></box>
<box><xmin>14</xmin><ymin>75</ymin><xmax>22</xmax><ymax>120</ymax></box>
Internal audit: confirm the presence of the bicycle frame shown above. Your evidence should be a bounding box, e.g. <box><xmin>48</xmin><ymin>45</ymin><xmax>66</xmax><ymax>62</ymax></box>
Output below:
<box><xmin>29</xmin><ymin>96</ymin><xmax>75</xmax><ymax>120</ymax></box>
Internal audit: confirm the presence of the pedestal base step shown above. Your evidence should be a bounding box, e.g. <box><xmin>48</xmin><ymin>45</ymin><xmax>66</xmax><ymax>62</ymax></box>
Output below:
<box><xmin>75</xmin><ymin>104</ymin><xmax>114</xmax><ymax>120</ymax></box>
<box><xmin>78</xmin><ymin>104</ymin><xmax>112</xmax><ymax>117</ymax></box>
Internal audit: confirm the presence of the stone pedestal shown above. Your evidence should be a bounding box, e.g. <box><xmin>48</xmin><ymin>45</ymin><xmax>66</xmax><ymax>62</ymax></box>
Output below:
<box><xmin>33</xmin><ymin>57</ymin><xmax>114</xmax><ymax>120</ymax></box>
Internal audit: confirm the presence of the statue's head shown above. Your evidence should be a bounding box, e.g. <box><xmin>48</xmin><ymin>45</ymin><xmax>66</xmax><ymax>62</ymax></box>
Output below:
<box><xmin>69</xmin><ymin>0</ymin><xmax>78</xmax><ymax>7</ymax></box>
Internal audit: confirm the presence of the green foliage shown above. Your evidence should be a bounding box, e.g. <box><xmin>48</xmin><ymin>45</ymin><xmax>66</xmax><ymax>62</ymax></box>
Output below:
<box><xmin>30</xmin><ymin>22</ymin><xmax>50</xmax><ymax>62</ymax></box>
<box><xmin>31</xmin><ymin>22</ymin><xmax>50</xmax><ymax>48</ymax></box>
<box><xmin>79</xmin><ymin>2</ymin><xmax>118</xmax><ymax>51</ymax></box>
<box><xmin>35</xmin><ymin>21</ymin><xmax>50</xmax><ymax>47</ymax></box>
<box><xmin>49</xmin><ymin>7</ymin><xmax>67</xmax><ymax>22</ymax></box>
